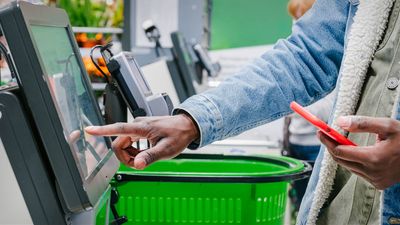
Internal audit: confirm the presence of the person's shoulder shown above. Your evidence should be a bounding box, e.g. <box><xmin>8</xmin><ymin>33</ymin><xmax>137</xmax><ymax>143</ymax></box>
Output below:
<box><xmin>301</xmin><ymin>0</ymin><xmax>352</xmax><ymax>24</ymax></box>
<box><xmin>313</xmin><ymin>0</ymin><xmax>354</xmax><ymax>7</ymax></box>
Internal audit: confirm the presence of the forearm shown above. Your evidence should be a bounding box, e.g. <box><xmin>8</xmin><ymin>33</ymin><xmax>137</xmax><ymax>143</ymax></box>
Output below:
<box><xmin>176</xmin><ymin>0</ymin><xmax>349</xmax><ymax>148</ymax></box>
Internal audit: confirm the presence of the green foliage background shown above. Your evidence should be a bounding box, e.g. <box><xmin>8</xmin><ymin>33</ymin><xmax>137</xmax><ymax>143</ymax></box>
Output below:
<box><xmin>57</xmin><ymin>0</ymin><xmax>123</xmax><ymax>28</ymax></box>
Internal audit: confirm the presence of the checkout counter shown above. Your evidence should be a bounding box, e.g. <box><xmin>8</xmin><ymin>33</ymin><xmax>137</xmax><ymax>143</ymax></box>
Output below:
<box><xmin>0</xmin><ymin>2</ymin><xmax>119</xmax><ymax>224</ymax></box>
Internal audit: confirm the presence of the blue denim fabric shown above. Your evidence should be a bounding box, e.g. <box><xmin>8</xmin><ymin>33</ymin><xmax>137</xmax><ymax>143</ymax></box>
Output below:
<box><xmin>289</xmin><ymin>144</ymin><xmax>320</xmax><ymax>161</ymax></box>
<box><xmin>176</xmin><ymin>0</ymin><xmax>400</xmax><ymax>224</ymax></box>
<box><xmin>383</xmin><ymin>183</ymin><xmax>400</xmax><ymax>224</ymax></box>
<box><xmin>178</xmin><ymin>0</ymin><xmax>347</xmax><ymax>147</ymax></box>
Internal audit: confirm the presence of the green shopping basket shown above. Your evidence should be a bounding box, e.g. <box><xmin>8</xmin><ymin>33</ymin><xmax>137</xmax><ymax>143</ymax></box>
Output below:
<box><xmin>111</xmin><ymin>153</ymin><xmax>311</xmax><ymax>225</ymax></box>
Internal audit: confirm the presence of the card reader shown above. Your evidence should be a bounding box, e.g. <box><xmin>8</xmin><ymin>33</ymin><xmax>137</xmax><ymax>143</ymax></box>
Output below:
<box><xmin>101</xmin><ymin>47</ymin><xmax>173</xmax><ymax>117</ymax></box>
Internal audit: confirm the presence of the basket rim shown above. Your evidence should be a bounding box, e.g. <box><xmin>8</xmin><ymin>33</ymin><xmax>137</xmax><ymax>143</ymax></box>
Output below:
<box><xmin>114</xmin><ymin>154</ymin><xmax>312</xmax><ymax>183</ymax></box>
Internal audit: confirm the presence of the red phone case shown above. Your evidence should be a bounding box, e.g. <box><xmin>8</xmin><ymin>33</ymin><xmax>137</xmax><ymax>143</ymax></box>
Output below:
<box><xmin>290</xmin><ymin>101</ymin><xmax>356</xmax><ymax>146</ymax></box>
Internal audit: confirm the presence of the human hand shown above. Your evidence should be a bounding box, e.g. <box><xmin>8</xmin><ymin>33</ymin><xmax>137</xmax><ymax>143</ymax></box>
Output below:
<box><xmin>318</xmin><ymin>116</ymin><xmax>400</xmax><ymax>190</ymax></box>
<box><xmin>85</xmin><ymin>114</ymin><xmax>199</xmax><ymax>169</ymax></box>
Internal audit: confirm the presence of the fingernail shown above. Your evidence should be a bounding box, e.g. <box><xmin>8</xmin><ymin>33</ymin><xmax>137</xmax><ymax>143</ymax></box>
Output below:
<box><xmin>135</xmin><ymin>158</ymin><xmax>147</xmax><ymax>170</ymax></box>
<box><xmin>85</xmin><ymin>126</ymin><xmax>94</xmax><ymax>132</ymax></box>
<box><xmin>337</xmin><ymin>116</ymin><xmax>351</xmax><ymax>129</ymax></box>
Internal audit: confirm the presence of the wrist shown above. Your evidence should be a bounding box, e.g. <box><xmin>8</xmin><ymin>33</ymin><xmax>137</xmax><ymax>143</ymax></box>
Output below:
<box><xmin>178</xmin><ymin>113</ymin><xmax>200</xmax><ymax>143</ymax></box>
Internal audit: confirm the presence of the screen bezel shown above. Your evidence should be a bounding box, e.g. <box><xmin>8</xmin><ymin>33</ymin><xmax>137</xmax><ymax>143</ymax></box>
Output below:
<box><xmin>0</xmin><ymin>2</ymin><xmax>119</xmax><ymax>212</ymax></box>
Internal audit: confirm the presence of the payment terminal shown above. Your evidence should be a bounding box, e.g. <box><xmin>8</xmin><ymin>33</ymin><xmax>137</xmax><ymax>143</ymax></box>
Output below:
<box><xmin>100</xmin><ymin>47</ymin><xmax>174</xmax><ymax>117</ymax></box>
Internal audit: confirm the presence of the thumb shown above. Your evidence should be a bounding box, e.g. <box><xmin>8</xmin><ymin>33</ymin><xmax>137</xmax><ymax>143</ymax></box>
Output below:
<box><xmin>134</xmin><ymin>150</ymin><xmax>156</xmax><ymax>170</ymax></box>
<box><xmin>133</xmin><ymin>139</ymin><xmax>177</xmax><ymax>169</ymax></box>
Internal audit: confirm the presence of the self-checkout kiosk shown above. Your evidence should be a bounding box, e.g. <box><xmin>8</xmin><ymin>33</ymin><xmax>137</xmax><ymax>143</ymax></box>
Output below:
<box><xmin>133</xmin><ymin>30</ymin><xmax>221</xmax><ymax>105</ymax></box>
<box><xmin>170</xmin><ymin>31</ymin><xmax>220</xmax><ymax>97</ymax></box>
<box><xmin>0</xmin><ymin>2</ymin><xmax>123</xmax><ymax>225</ymax></box>
<box><xmin>0</xmin><ymin>2</ymin><xmax>223</xmax><ymax>224</ymax></box>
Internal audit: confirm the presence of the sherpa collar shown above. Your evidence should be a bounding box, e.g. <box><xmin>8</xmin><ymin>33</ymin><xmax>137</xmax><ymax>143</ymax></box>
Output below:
<box><xmin>306</xmin><ymin>0</ymin><xmax>395</xmax><ymax>224</ymax></box>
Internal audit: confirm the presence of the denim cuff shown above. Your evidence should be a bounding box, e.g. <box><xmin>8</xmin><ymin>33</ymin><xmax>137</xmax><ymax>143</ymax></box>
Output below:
<box><xmin>173</xmin><ymin>94</ymin><xmax>224</xmax><ymax>149</ymax></box>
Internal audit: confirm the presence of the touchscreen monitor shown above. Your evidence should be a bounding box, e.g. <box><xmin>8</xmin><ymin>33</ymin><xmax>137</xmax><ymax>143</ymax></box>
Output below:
<box><xmin>171</xmin><ymin>32</ymin><xmax>197</xmax><ymax>97</ymax></box>
<box><xmin>0</xmin><ymin>1</ymin><xmax>119</xmax><ymax>212</ymax></box>
<box><xmin>30</xmin><ymin>25</ymin><xmax>110</xmax><ymax>180</ymax></box>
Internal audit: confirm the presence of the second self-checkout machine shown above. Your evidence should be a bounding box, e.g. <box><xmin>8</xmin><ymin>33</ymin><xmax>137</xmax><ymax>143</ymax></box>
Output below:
<box><xmin>0</xmin><ymin>2</ymin><xmax>122</xmax><ymax>225</ymax></box>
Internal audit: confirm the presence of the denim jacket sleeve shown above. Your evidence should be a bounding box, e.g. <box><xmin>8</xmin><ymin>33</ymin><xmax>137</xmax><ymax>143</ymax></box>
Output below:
<box><xmin>175</xmin><ymin>0</ymin><xmax>350</xmax><ymax>148</ymax></box>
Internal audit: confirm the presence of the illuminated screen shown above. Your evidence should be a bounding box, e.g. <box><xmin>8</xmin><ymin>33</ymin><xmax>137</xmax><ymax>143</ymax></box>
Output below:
<box><xmin>30</xmin><ymin>25</ymin><xmax>110</xmax><ymax>180</ymax></box>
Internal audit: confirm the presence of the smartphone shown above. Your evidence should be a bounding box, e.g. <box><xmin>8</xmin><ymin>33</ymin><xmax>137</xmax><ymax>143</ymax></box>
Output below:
<box><xmin>290</xmin><ymin>101</ymin><xmax>357</xmax><ymax>146</ymax></box>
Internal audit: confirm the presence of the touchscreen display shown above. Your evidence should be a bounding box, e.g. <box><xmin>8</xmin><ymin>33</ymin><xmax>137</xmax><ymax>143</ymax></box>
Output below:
<box><xmin>30</xmin><ymin>25</ymin><xmax>110</xmax><ymax>180</ymax></box>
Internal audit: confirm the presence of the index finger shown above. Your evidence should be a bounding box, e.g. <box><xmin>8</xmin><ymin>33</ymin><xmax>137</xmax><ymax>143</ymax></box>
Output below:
<box><xmin>319</xmin><ymin>131</ymin><xmax>370</xmax><ymax>164</ymax></box>
<box><xmin>85</xmin><ymin>122</ymin><xmax>150</xmax><ymax>137</ymax></box>
<box><xmin>328</xmin><ymin>144</ymin><xmax>372</xmax><ymax>164</ymax></box>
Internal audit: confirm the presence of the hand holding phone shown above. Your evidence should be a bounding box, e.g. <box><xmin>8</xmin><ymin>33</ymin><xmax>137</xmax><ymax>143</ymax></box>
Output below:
<box><xmin>290</xmin><ymin>101</ymin><xmax>357</xmax><ymax>146</ymax></box>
